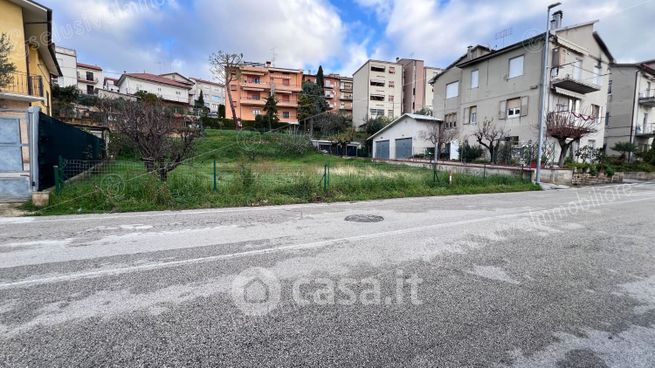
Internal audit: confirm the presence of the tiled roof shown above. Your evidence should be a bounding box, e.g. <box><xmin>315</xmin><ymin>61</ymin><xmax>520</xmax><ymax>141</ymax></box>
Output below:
<box><xmin>190</xmin><ymin>77</ymin><xmax>224</xmax><ymax>87</ymax></box>
<box><xmin>122</xmin><ymin>73</ymin><xmax>193</xmax><ymax>89</ymax></box>
<box><xmin>77</xmin><ymin>62</ymin><xmax>102</xmax><ymax>71</ymax></box>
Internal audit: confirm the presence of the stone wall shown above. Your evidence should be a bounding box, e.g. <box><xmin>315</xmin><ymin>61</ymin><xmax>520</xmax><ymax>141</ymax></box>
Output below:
<box><xmin>572</xmin><ymin>172</ymin><xmax>624</xmax><ymax>186</ymax></box>
<box><xmin>623</xmin><ymin>172</ymin><xmax>655</xmax><ymax>181</ymax></box>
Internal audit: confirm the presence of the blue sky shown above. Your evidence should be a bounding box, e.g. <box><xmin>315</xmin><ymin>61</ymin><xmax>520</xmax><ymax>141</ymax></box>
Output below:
<box><xmin>47</xmin><ymin>0</ymin><xmax>655</xmax><ymax>81</ymax></box>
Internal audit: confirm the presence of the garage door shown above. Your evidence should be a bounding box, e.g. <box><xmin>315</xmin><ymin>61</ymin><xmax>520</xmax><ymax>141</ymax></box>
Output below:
<box><xmin>0</xmin><ymin>118</ymin><xmax>30</xmax><ymax>201</ymax></box>
<box><xmin>395</xmin><ymin>138</ymin><xmax>413</xmax><ymax>160</ymax></box>
<box><xmin>375</xmin><ymin>140</ymin><xmax>389</xmax><ymax>160</ymax></box>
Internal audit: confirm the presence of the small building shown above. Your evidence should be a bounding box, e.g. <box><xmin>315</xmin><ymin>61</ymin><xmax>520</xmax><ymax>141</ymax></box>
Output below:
<box><xmin>189</xmin><ymin>77</ymin><xmax>225</xmax><ymax>113</ymax></box>
<box><xmin>368</xmin><ymin>113</ymin><xmax>443</xmax><ymax>160</ymax></box>
<box><xmin>76</xmin><ymin>62</ymin><xmax>103</xmax><ymax>95</ymax></box>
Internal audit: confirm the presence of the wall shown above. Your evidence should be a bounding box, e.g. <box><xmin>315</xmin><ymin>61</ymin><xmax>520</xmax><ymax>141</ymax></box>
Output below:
<box><xmin>55</xmin><ymin>48</ymin><xmax>78</xmax><ymax>88</ymax></box>
<box><xmin>119</xmin><ymin>76</ymin><xmax>190</xmax><ymax>104</ymax></box>
<box><xmin>27</xmin><ymin>44</ymin><xmax>52</xmax><ymax>115</ymax></box>
<box><xmin>76</xmin><ymin>66</ymin><xmax>104</xmax><ymax>94</ymax></box>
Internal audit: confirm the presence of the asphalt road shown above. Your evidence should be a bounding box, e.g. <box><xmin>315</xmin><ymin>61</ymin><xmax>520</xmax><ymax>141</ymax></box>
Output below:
<box><xmin>1</xmin><ymin>183</ymin><xmax>655</xmax><ymax>367</ymax></box>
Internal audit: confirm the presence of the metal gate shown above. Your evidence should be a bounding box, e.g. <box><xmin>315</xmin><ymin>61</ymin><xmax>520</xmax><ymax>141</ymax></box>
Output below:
<box><xmin>375</xmin><ymin>140</ymin><xmax>389</xmax><ymax>160</ymax></box>
<box><xmin>395</xmin><ymin>138</ymin><xmax>413</xmax><ymax>160</ymax></box>
<box><xmin>0</xmin><ymin>118</ymin><xmax>30</xmax><ymax>201</ymax></box>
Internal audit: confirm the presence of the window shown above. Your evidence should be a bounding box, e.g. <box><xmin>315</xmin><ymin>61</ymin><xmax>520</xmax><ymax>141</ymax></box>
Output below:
<box><xmin>505</xmin><ymin>136</ymin><xmax>519</xmax><ymax>146</ymax></box>
<box><xmin>468</xmin><ymin>106</ymin><xmax>477</xmax><ymax>125</ymax></box>
<box><xmin>446</xmin><ymin>81</ymin><xmax>459</xmax><ymax>99</ymax></box>
<box><xmin>508</xmin><ymin>55</ymin><xmax>524</xmax><ymax>79</ymax></box>
<box><xmin>282</xmin><ymin>111</ymin><xmax>290</xmax><ymax>119</ymax></box>
<box><xmin>86</xmin><ymin>71</ymin><xmax>94</xmax><ymax>81</ymax></box>
<box><xmin>230</xmin><ymin>84</ymin><xmax>237</xmax><ymax>91</ymax></box>
<box><xmin>370</xmin><ymin>95</ymin><xmax>385</xmax><ymax>101</ymax></box>
<box><xmin>388</xmin><ymin>95</ymin><xmax>394</xmax><ymax>102</ymax></box>
<box><xmin>371</xmin><ymin>65</ymin><xmax>385</xmax><ymax>72</ymax></box>
<box><xmin>370</xmin><ymin>80</ymin><xmax>385</xmax><ymax>87</ymax></box>
<box><xmin>248</xmin><ymin>93</ymin><xmax>260</xmax><ymax>100</ymax></box>
<box><xmin>573</xmin><ymin>59</ymin><xmax>582</xmax><ymax>80</ymax></box>
<box><xmin>388</xmin><ymin>81</ymin><xmax>395</xmax><ymax>88</ymax></box>
<box><xmin>282</xmin><ymin>79</ymin><xmax>290</xmax><ymax>86</ymax></box>
<box><xmin>471</xmin><ymin>70</ymin><xmax>479</xmax><ymax>88</ymax></box>
<box><xmin>389</xmin><ymin>66</ymin><xmax>395</xmax><ymax>74</ymax></box>
<box><xmin>86</xmin><ymin>85</ymin><xmax>94</xmax><ymax>94</ymax></box>
<box><xmin>388</xmin><ymin>110</ymin><xmax>394</xmax><ymax>118</ymax></box>
<box><xmin>588</xmin><ymin>139</ymin><xmax>596</xmax><ymax>148</ymax></box>
<box><xmin>252</xmin><ymin>109</ymin><xmax>261</xmax><ymax>116</ymax></box>
<box><xmin>507</xmin><ymin>98</ymin><xmax>521</xmax><ymax>118</ymax></box>
<box><xmin>593</xmin><ymin>65</ymin><xmax>601</xmax><ymax>86</ymax></box>
<box><xmin>445</xmin><ymin>113</ymin><xmax>457</xmax><ymax>128</ymax></box>
<box><xmin>591</xmin><ymin>104</ymin><xmax>601</xmax><ymax>124</ymax></box>
<box><xmin>370</xmin><ymin>109</ymin><xmax>384</xmax><ymax>117</ymax></box>
<box><xmin>280</xmin><ymin>95</ymin><xmax>290</xmax><ymax>102</ymax></box>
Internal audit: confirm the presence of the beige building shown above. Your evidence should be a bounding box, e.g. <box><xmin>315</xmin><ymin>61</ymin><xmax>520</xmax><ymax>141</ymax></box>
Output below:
<box><xmin>605</xmin><ymin>61</ymin><xmax>655</xmax><ymax>155</ymax></box>
<box><xmin>76</xmin><ymin>62</ymin><xmax>103</xmax><ymax>95</ymax></box>
<box><xmin>352</xmin><ymin>60</ymin><xmax>404</xmax><ymax>128</ymax></box>
<box><xmin>431</xmin><ymin>15</ymin><xmax>613</xmax><ymax>163</ymax></box>
<box><xmin>189</xmin><ymin>77</ymin><xmax>225</xmax><ymax>113</ymax></box>
<box><xmin>423</xmin><ymin>66</ymin><xmax>443</xmax><ymax>111</ymax></box>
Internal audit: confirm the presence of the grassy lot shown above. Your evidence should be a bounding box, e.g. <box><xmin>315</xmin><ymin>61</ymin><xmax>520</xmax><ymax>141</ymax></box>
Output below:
<box><xmin>25</xmin><ymin>129</ymin><xmax>540</xmax><ymax>215</ymax></box>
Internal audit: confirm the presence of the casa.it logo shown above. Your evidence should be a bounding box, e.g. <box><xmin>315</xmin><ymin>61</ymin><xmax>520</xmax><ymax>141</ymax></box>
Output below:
<box><xmin>231</xmin><ymin>267</ymin><xmax>281</xmax><ymax>316</ymax></box>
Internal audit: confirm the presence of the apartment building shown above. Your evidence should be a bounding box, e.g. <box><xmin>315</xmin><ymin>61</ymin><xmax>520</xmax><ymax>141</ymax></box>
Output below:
<box><xmin>103</xmin><ymin>77</ymin><xmax>119</xmax><ymax>92</ymax></box>
<box><xmin>189</xmin><ymin>77</ymin><xmax>225</xmax><ymax>113</ymax></box>
<box><xmin>115</xmin><ymin>72</ymin><xmax>192</xmax><ymax>109</ymax></box>
<box><xmin>0</xmin><ymin>0</ymin><xmax>61</xmax><ymax>200</ymax></box>
<box><xmin>76</xmin><ymin>63</ymin><xmax>103</xmax><ymax>95</ymax></box>
<box><xmin>605</xmin><ymin>61</ymin><xmax>655</xmax><ymax>154</ymax></box>
<box><xmin>423</xmin><ymin>67</ymin><xmax>443</xmax><ymax>111</ymax></box>
<box><xmin>431</xmin><ymin>14</ymin><xmax>613</xmax><ymax>162</ymax></box>
<box><xmin>303</xmin><ymin>73</ymin><xmax>353</xmax><ymax>118</ymax></box>
<box><xmin>54</xmin><ymin>46</ymin><xmax>77</xmax><ymax>88</ymax></box>
<box><xmin>226</xmin><ymin>62</ymin><xmax>303</xmax><ymax>124</ymax></box>
<box><xmin>352</xmin><ymin>60</ymin><xmax>403</xmax><ymax>128</ymax></box>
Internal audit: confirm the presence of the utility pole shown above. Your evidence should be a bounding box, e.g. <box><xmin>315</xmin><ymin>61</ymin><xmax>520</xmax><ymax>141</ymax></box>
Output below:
<box><xmin>536</xmin><ymin>2</ymin><xmax>561</xmax><ymax>184</ymax></box>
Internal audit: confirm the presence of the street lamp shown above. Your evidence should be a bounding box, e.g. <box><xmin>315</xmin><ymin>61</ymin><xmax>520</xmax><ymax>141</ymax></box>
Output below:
<box><xmin>535</xmin><ymin>2</ymin><xmax>562</xmax><ymax>184</ymax></box>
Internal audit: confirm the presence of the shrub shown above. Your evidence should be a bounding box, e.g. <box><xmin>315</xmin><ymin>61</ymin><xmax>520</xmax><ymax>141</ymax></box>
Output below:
<box><xmin>238</xmin><ymin>162</ymin><xmax>255</xmax><ymax>190</ymax></box>
<box><xmin>460</xmin><ymin>144</ymin><xmax>484</xmax><ymax>163</ymax></box>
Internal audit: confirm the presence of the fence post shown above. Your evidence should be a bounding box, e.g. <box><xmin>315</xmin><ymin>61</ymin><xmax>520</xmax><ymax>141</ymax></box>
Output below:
<box><xmin>213</xmin><ymin>160</ymin><xmax>218</xmax><ymax>192</ymax></box>
<box><xmin>483</xmin><ymin>164</ymin><xmax>487</xmax><ymax>180</ymax></box>
<box><xmin>53</xmin><ymin>165</ymin><xmax>61</xmax><ymax>194</ymax></box>
<box><xmin>327</xmin><ymin>163</ymin><xmax>330</xmax><ymax>190</ymax></box>
<box><xmin>323</xmin><ymin>163</ymin><xmax>328</xmax><ymax>192</ymax></box>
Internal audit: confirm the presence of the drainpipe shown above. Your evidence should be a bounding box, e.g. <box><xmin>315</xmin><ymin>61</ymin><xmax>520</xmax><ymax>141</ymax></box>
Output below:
<box><xmin>628</xmin><ymin>69</ymin><xmax>640</xmax><ymax>161</ymax></box>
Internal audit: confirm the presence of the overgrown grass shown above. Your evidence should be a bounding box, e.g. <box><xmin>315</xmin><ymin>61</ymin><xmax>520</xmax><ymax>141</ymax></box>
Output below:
<box><xmin>24</xmin><ymin>129</ymin><xmax>539</xmax><ymax>215</ymax></box>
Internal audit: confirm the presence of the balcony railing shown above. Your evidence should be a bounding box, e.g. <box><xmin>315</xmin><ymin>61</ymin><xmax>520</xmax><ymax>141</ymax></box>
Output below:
<box><xmin>639</xmin><ymin>89</ymin><xmax>655</xmax><ymax>107</ymax></box>
<box><xmin>0</xmin><ymin>72</ymin><xmax>44</xmax><ymax>98</ymax></box>
<box><xmin>550</xmin><ymin>63</ymin><xmax>601</xmax><ymax>94</ymax></box>
<box><xmin>636</xmin><ymin>123</ymin><xmax>655</xmax><ymax>136</ymax></box>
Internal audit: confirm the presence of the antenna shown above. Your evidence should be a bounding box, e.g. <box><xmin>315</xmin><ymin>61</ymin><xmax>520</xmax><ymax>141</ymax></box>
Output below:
<box><xmin>494</xmin><ymin>27</ymin><xmax>513</xmax><ymax>49</ymax></box>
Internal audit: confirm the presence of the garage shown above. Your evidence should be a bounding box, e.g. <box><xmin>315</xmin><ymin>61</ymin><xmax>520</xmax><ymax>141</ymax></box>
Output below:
<box><xmin>375</xmin><ymin>140</ymin><xmax>389</xmax><ymax>159</ymax></box>
<box><xmin>369</xmin><ymin>113</ymin><xmax>444</xmax><ymax>160</ymax></box>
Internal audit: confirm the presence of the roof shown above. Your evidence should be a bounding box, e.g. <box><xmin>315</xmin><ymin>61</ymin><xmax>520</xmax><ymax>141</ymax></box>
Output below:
<box><xmin>159</xmin><ymin>72</ymin><xmax>195</xmax><ymax>85</ymax></box>
<box><xmin>190</xmin><ymin>77</ymin><xmax>224</xmax><ymax>87</ymax></box>
<box><xmin>119</xmin><ymin>73</ymin><xmax>194</xmax><ymax>89</ymax></box>
<box><xmin>77</xmin><ymin>63</ymin><xmax>102</xmax><ymax>71</ymax></box>
<box><xmin>611</xmin><ymin>61</ymin><xmax>655</xmax><ymax>77</ymax></box>
<box><xmin>367</xmin><ymin>113</ymin><xmax>442</xmax><ymax>141</ymax></box>
<box><xmin>353</xmin><ymin>59</ymin><xmax>402</xmax><ymax>76</ymax></box>
<box><xmin>11</xmin><ymin>0</ymin><xmax>61</xmax><ymax>76</ymax></box>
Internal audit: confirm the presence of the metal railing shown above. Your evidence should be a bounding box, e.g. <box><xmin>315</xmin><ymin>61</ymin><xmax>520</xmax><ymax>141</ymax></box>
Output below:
<box><xmin>550</xmin><ymin>63</ymin><xmax>601</xmax><ymax>89</ymax></box>
<box><xmin>0</xmin><ymin>72</ymin><xmax>44</xmax><ymax>97</ymax></box>
<box><xmin>636</xmin><ymin>123</ymin><xmax>655</xmax><ymax>136</ymax></box>
<box><xmin>639</xmin><ymin>89</ymin><xmax>655</xmax><ymax>99</ymax></box>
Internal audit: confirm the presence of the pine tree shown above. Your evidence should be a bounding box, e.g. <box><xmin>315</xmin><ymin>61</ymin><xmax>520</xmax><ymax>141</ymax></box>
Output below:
<box><xmin>195</xmin><ymin>90</ymin><xmax>205</xmax><ymax>108</ymax></box>
<box><xmin>0</xmin><ymin>33</ymin><xmax>17</xmax><ymax>88</ymax></box>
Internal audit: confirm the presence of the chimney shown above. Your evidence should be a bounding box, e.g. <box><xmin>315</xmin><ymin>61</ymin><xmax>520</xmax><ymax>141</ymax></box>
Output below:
<box><xmin>265</xmin><ymin>61</ymin><xmax>272</xmax><ymax>67</ymax></box>
<box><xmin>466</xmin><ymin>45</ymin><xmax>473</xmax><ymax>60</ymax></box>
<box><xmin>551</xmin><ymin>10</ymin><xmax>563</xmax><ymax>30</ymax></box>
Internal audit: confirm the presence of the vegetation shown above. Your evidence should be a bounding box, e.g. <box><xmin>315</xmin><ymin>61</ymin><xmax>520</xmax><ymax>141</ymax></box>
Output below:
<box><xmin>473</xmin><ymin>119</ymin><xmax>509</xmax><ymax>164</ymax></box>
<box><xmin>546</xmin><ymin>111</ymin><xmax>599</xmax><ymax>167</ymax></box>
<box><xmin>262</xmin><ymin>94</ymin><xmax>279</xmax><ymax>131</ymax></box>
<box><xmin>611</xmin><ymin>142</ymin><xmax>638</xmax><ymax>161</ymax></box>
<box><xmin>298</xmin><ymin>80</ymin><xmax>329</xmax><ymax>131</ymax></box>
<box><xmin>0</xmin><ymin>33</ymin><xmax>17</xmax><ymax>88</ymax></box>
<box><xmin>26</xmin><ymin>130</ymin><xmax>539</xmax><ymax>216</ymax></box>
<box><xmin>460</xmin><ymin>143</ymin><xmax>484</xmax><ymax>163</ymax></box>
<box><xmin>209</xmin><ymin>51</ymin><xmax>244</xmax><ymax>126</ymax></box>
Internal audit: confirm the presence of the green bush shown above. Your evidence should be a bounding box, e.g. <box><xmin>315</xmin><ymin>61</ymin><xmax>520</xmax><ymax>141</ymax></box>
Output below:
<box><xmin>460</xmin><ymin>144</ymin><xmax>484</xmax><ymax>163</ymax></box>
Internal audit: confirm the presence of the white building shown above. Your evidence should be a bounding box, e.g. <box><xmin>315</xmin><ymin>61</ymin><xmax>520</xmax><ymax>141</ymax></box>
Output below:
<box><xmin>54</xmin><ymin>46</ymin><xmax>77</xmax><ymax>88</ymax></box>
<box><xmin>352</xmin><ymin>60</ymin><xmax>404</xmax><ymax>128</ymax></box>
<box><xmin>115</xmin><ymin>72</ymin><xmax>192</xmax><ymax>105</ymax></box>
<box><xmin>189</xmin><ymin>77</ymin><xmax>225</xmax><ymax>113</ymax></box>
<box><xmin>103</xmin><ymin>77</ymin><xmax>119</xmax><ymax>92</ymax></box>
<box><xmin>369</xmin><ymin>113</ymin><xmax>444</xmax><ymax>160</ymax></box>
<box><xmin>76</xmin><ymin>63</ymin><xmax>103</xmax><ymax>95</ymax></box>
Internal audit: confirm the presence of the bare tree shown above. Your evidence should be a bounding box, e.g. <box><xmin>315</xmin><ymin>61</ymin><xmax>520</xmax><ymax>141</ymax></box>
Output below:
<box><xmin>209</xmin><ymin>51</ymin><xmax>243</xmax><ymax>126</ymax></box>
<box><xmin>111</xmin><ymin>98</ymin><xmax>198</xmax><ymax>181</ymax></box>
<box><xmin>472</xmin><ymin>118</ymin><xmax>510</xmax><ymax>164</ymax></box>
<box><xmin>420</xmin><ymin>122</ymin><xmax>458</xmax><ymax>162</ymax></box>
<box><xmin>546</xmin><ymin>110</ymin><xmax>598</xmax><ymax>167</ymax></box>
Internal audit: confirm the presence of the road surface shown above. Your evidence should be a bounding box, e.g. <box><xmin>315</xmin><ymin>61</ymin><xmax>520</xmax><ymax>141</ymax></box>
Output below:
<box><xmin>1</xmin><ymin>183</ymin><xmax>655</xmax><ymax>367</ymax></box>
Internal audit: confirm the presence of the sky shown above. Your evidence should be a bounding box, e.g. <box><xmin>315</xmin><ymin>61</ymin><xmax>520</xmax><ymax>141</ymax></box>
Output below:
<box><xmin>47</xmin><ymin>0</ymin><xmax>655</xmax><ymax>81</ymax></box>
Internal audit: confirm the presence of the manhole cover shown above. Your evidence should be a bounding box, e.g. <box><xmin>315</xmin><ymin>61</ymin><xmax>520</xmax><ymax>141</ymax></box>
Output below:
<box><xmin>345</xmin><ymin>214</ymin><xmax>384</xmax><ymax>223</ymax></box>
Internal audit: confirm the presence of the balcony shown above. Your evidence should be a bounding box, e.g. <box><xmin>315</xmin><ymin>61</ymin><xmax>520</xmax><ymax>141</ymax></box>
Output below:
<box><xmin>0</xmin><ymin>72</ymin><xmax>44</xmax><ymax>102</ymax></box>
<box><xmin>275</xmin><ymin>83</ymin><xmax>302</xmax><ymax>92</ymax></box>
<box><xmin>636</xmin><ymin>123</ymin><xmax>655</xmax><ymax>137</ymax></box>
<box><xmin>340</xmin><ymin>94</ymin><xmax>353</xmax><ymax>101</ymax></box>
<box><xmin>240</xmin><ymin>98</ymin><xmax>265</xmax><ymax>106</ymax></box>
<box><xmin>277</xmin><ymin>100</ymin><xmax>296</xmax><ymax>108</ymax></box>
<box><xmin>241</xmin><ymin>81</ymin><xmax>268</xmax><ymax>90</ymax></box>
<box><xmin>77</xmin><ymin>77</ymin><xmax>99</xmax><ymax>84</ymax></box>
<box><xmin>550</xmin><ymin>64</ymin><xmax>601</xmax><ymax>94</ymax></box>
<box><xmin>639</xmin><ymin>90</ymin><xmax>655</xmax><ymax>107</ymax></box>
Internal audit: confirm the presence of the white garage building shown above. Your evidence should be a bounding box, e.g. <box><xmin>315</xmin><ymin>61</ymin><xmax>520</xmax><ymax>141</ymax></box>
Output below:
<box><xmin>369</xmin><ymin>113</ymin><xmax>445</xmax><ymax>160</ymax></box>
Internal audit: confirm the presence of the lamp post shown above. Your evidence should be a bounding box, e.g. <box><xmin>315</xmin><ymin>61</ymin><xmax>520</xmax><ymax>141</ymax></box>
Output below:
<box><xmin>536</xmin><ymin>2</ymin><xmax>562</xmax><ymax>184</ymax></box>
